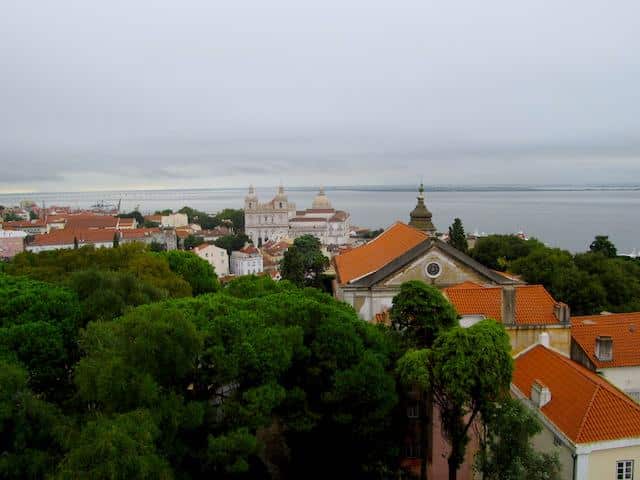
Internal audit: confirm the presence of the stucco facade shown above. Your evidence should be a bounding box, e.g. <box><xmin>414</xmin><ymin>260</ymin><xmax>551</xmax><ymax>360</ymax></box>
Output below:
<box><xmin>194</xmin><ymin>243</ymin><xmax>229</xmax><ymax>276</ymax></box>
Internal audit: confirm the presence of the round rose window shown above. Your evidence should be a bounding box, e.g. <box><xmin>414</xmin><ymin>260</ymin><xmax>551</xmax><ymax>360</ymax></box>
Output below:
<box><xmin>425</xmin><ymin>262</ymin><xmax>442</xmax><ymax>278</ymax></box>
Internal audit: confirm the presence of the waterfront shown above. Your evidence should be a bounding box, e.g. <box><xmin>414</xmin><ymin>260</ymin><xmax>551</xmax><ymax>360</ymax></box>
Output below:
<box><xmin>1</xmin><ymin>186</ymin><xmax>639</xmax><ymax>253</ymax></box>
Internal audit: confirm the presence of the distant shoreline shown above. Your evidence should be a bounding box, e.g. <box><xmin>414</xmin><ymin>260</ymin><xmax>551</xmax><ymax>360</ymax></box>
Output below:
<box><xmin>1</xmin><ymin>184</ymin><xmax>639</xmax><ymax>197</ymax></box>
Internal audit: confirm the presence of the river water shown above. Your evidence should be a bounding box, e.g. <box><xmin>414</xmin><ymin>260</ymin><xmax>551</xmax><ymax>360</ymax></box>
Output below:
<box><xmin>1</xmin><ymin>186</ymin><xmax>638</xmax><ymax>253</ymax></box>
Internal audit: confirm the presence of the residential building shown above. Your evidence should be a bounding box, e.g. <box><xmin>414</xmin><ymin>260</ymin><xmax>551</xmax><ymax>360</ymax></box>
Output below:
<box><xmin>571</xmin><ymin>312</ymin><xmax>640</xmax><ymax>402</ymax></box>
<box><xmin>444</xmin><ymin>282</ymin><xmax>571</xmax><ymax>355</ymax></box>
<box><xmin>0</xmin><ymin>230</ymin><xmax>26</xmax><ymax>260</ymax></box>
<box><xmin>119</xmin><ymin>228</ymin><xmax>177</xmax><ymax>251</ymax></box>
<box><xmin>230</xmin><ymin>245</ymin><xmax>263</xmax><ymax>276</ymax></box>
<box><xmin>193</xmin><ymin>243</ymin><xmax>229</xmax><ymax>276</ymax></box>
<box><xmin>513</xmin><ymin>343</ymin><xmax>640</xmax><ymax>480</ymax></box>
<box><xmin>145</xmin><ymin>213</ymin><xmax>188</xmax><ymax>228</ymax></box>
<box><xmin>2</xmin><ymin>220</ymin><xmax>47</xmax><ymax>235</ymax></box>
<box><xmin>27</xmin><ymin>229</ymin><xmax>117</xmax><ymax>252</ymax></box>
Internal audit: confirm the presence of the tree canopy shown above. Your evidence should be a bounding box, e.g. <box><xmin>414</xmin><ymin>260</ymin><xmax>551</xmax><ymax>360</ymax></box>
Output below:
<box><xmin>448</xmin><ymin>218</ymin><xmax>468</xmax><ymax>253</ymax></box>
<box><xmin>589</xmin><ymin>235</ymin><xmax>617</xmax><ymax>258</ymax></box>
<box><xmin>280</xmin><ymin>235</ymin><xmax>329</xmax><ymax>289</ymax></box>
<box><xmin>471</xmin><ymin>234</ymin><xmax>640</xmax><ymax>315</ymax></box>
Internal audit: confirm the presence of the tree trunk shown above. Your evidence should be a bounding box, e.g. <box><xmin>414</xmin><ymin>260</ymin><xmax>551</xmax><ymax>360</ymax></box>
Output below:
<box><xmin>419</xmin><ymin>389</ymin><xmax>434</xmax><ymax>480</ymax></box>
<box><xmin>448</xmin><ymin>456</ymin><xmax>457</xmax><ymax>480</ymax></box>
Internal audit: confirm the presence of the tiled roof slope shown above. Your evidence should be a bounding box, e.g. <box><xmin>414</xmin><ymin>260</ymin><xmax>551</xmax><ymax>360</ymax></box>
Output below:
<box><xmin>572</xmin><ymin>312</ymin><xmax>640</xmax><ymax>368</ymax></box>
<box><xmin>30</xmin><ymin>228</ymin><xmax>115</xmax><ymax>246</ymax></box>
<box><xmin>514</xmin><ymin>345</ymin><xmax>640</xmax><ymax>443</ymax></box>
<box><xmin>333</xmin><ymin>222</ymin><xmax>428</xmax><ymax>284</ymax></box>
<box><xmin>445</xmin><ymin>284</ymin><xmax>561</xmax><ymax>325</ymax></box>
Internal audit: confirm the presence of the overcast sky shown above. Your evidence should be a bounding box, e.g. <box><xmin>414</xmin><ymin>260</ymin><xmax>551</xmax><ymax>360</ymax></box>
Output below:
<box><xmin>1</xmin><ymin>0</ymin><xmax>639</xmax><ymax>192</ymax></box>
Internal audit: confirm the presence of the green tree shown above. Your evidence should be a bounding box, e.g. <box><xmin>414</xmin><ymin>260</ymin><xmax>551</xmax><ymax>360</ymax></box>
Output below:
<box><xmin>391</xmin><ymin>281</ymin><xmax>458</xmax><ymax>480</ymax></box>
<box><xmin>0</xmin><ymin>274</ymin><xmax>81</xmax><ymax>398</ymax></box>
<box><xmin>475</xmin><ymin>398</ymin><xmax>561</xmax><ymax>480</ymax></box>
<box><xmin>183</xmin><ymin>234</ymin><xmax>204</xmax><ymax>250</ymax></box>
<box><xmin>471</xmin><ymin>235</ymin><xmax>544</xmax><ymax>271</ymax></box>
<box><xmin>3</xmin><ymin>212</ymin><xmax>21</xmax><ymax>222</ymax></box>
<box><xmin>117</xmin><ymin>210</ymin><xmax>145</xmax><ymax>226</ymax></box>
<box><xmin>0</xmin><ymin>360</ymin><xmax>63</xmax><ymax>479</ymax></box>
<box><xmin>430</xmin><ymin>321</ymin><xmax>513</xmax><ymax>480</ymax></box>
<box><xmin>160</xmin><ymin>250</ymin><xmax>219</xmax><ymax>295</ymax></box>
<box><xmin>589</xmin><ymin>235</ymin><xmax>617</xmax><ymax>258</ymax></box>
<box><xmin>29</xmin><ymin>210</ymin><xmax>38</xmax><ymax>220</ymax></box>
<box><xmin>280</xmin><ymin>235</ymin><xmax>329</xmax><ymax>288</ymax></box>
<box><xmin>448</xmin><ymin>218</ymin><xmax>468</xmax><ymax>253</ymax></box>
<box><xmin>214</xmin><ymin>233</ymin><xmax>252</xmax><ymax>255</ymax></box>
<box><xmin>55</xmin><ymin>410</ymin><xmax>172</xmax><ymax>480</ymax></box>
<box><xmin>112</xmin><ymin>232</ymin><xmax>119</xmax><ymax>248</ymax></box>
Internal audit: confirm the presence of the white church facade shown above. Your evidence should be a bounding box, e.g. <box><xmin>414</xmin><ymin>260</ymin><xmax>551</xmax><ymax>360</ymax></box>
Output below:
<box><xmin>244</xmin><ymin>185</ymin><xmax>350</xmax><ymax>246</ymax></box>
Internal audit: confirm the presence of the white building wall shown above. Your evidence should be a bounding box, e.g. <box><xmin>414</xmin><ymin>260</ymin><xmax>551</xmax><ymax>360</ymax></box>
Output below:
<box><xmin>600</xmin><ymin>366</ymin><xmax>640</xmax><ymax>402</ymax></box>
<box><xmin>195</xmin><ymin>244</ymin><xmax>229</xmax><ymax>276</ymax></box>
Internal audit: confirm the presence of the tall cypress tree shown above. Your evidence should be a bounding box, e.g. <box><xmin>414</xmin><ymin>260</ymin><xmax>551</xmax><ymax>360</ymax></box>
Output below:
<box><xmin>448</xmin><ymin>218</ymin><xmax>468</xmax><ymax>253</ymax></box>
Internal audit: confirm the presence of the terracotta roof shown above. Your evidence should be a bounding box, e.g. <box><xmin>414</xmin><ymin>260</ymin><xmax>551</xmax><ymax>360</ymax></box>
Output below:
<box><xmin>239</xmin><ymin>245</ymin><xmax>260</xmax><ymax>255</ymax></box>
<box><xmin>119</xmin><ymin>228</ymin><xmax>161</xmax><ymax>240</ymax></box>
<box><xmin>30</xmin><ymin>228</ymin><xmax>116</xmax><ymax>247</ymax></box>
<box><xmin>444</xmin><ymin>284</ymin><xmax>562</xmax><ymax>325</ymax></box>
<box><xmin>329</xmin><ymin>211</ymin><xmax>348</xmax><ymax>222</ymax></box>
<box><xmin>290</xmin><ymin>217</ymin><xmax>327</xmax><ymax>222</ymax></box>
<box><xmin>304</xmin><ymin>208</ymin><xmax>335</xmax><ymax>213</ymax></box>
<box><xmin>3</xmin><ymin>220</ymin><xmax>46</xmax><ymax>228</ymax></box>
<box><xmin>513</xmin><ymin>345</ymin><xmax>640</xmax><ymax>443</ymax></box>
<box><xmin>572</xmin><ymin>312</ymin><xmax>640</xmax><ymax>368</ymax></box>
<box><xmin>62</xmin><ymin>214</ymin><xmax>118</xmax><ymax>229</ymax></box>
<box><xmin>333</xmin><ymin>222</ymin><xmax>428</xmax><ymax>284</ymax></box>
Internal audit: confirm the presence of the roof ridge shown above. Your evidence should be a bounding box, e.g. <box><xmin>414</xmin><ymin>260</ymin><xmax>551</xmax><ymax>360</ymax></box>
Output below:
<box><xmin>547</xmin><ymin>346</ymin><xmax>640</xmax><ymax>409</ymax></box>
<box><xmin>575</xmin><ymin>385</ymin><xmax>601</xmax><ymax>442</ymax></box>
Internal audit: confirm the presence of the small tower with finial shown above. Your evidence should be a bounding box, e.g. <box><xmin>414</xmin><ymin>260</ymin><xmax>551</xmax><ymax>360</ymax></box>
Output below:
<box><xmin>409</xmin><ymin>182</ymin><xmax>436</xmax><ymax>235</ymax></box>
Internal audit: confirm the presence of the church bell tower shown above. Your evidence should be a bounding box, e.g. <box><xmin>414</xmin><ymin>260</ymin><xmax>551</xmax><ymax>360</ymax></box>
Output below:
<box><xmin>409</xmin><ymin>183</ymin><xmax>437</xmax><ymax>235</ymax></box>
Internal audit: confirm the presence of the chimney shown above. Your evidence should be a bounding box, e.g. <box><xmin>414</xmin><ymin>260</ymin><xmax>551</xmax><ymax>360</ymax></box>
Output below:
<box><xmin>531</xmin><ymin>380</ymin><xmax>551</xmax><ymax>408</ymax></box>
<box><xmin>501</xmin><ymin>286</ymin><xmax>516</xmax><ymax>325</ymax></box>
<box><xmin>539</xmin><ymin>332</ymin><xmax>550</xmax><ymax>348</ymax></box>
<box><xmin>554</xmin><ymin>302</ymin><xmax>570</xmax><ymax>324</ymax></box>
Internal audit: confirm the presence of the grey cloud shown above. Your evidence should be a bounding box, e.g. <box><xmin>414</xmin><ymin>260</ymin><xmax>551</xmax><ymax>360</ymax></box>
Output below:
<box><xmin>1</xmin><ymin>0</ymin><xmax>640</xmax><ymax>191</ymax></box>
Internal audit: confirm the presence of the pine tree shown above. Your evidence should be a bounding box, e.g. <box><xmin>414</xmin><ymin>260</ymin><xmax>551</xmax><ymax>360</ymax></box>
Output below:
<box><xmin>448</xmin><ymin>218</ymin><xmax>468</xmax><ymax>253</ymax></box>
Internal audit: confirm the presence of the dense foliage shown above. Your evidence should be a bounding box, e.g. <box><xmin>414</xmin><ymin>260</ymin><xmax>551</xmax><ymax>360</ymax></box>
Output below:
<box><xmin>214</xmin><ymin>234</ymin><xmax>252</xmax><ymax>255</ymax></box>
<box><xmin>475</xmin><ymin>398</ymin><xmax>561</xmax><ymax>480</ymax></box>
<box><xmin>0</xmin><ymin>270</ymin><xmax>401</xmax><ymax>479</ymax></box>
<box><xmin>472</xmin><ymin>234</ymin><xmax>640</xmax><ymax>315</ymax></box>
<box><xmin>179</xmin><ymin>206</ymin><xmax>245</xmax><ymax>231</ymax></box>
<box><xmin>280</xmin><ymin>235</ymin><xmax>330</xmax><ymax>289</ymax></box>
<box><xmin>448</xmin><ymin>218</ymin><xmax>468</xmax><ymax>253</ymax></box>
<box><xmin>4</xmin><ymin>244</ymin><xmax>219</xmax><ymax>322</ymax></box>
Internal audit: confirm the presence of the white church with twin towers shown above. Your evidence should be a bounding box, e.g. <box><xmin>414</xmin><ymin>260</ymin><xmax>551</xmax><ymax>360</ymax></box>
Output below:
<box><xmin>244</xmin><ymin>185</ymin><xmax>350</xmax><ymax>246</ymax></box>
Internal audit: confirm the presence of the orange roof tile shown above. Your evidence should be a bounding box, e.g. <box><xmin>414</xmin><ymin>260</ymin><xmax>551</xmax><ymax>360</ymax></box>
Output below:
<box><xmin>572</xmin><ymin>312</ymin><xmax>640</xmax><ymax>368</ymax></box>
<box><xmin>119</xmin><ymin>228</ymin><xmax>161</xmax><ymax>240</ymax></box>
<box><xmin>513</xmin><ymin>345</ymin><xmax>640</xmax><ymax>443</ymax></box>
<box><xmin>333</xmin><ymin>222</ymin><xmax>428</xmax><ymax>284</ymax></box>
<box><xmin>444</xmin><ymin>284</ymin><xmax>561</xmax><ymax>325</ymax></box>
<box><xmin>30</xmin><ymin>228</ymin><xmax>116</xmax><ymax>247</ymax></box>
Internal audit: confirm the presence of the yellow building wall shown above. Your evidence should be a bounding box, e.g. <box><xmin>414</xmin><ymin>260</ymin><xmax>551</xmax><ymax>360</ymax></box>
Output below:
<box><xmin>587</xmin><ymin>445</ymin><xmax>640</xmax><ymax>480</ymax></box>
<box><xmin>508</xmin><ymin>326</ymin><xmax>571</xmax><ymax>356</ymax></box>
<box><xmin>530</xmin><ymin>423</ymin><xmax>574</xmax><ymax>480</ymax></box>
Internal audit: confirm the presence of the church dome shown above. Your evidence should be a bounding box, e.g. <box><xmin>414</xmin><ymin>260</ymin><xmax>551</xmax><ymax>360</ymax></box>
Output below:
<box><xmin>409</xmin><ymin>183</ymin><xmax>436</xmax><ymax>234</ymax></box>
<box><xmin>312</xmin><ymin>187</ymin><xmax>332</xmax><ymax>209</ymax></box>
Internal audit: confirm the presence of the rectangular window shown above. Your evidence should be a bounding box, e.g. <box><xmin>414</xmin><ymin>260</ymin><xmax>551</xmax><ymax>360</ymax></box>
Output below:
<box><xmin>617</xmin><ymin>460</ymin><xmax>634</xmax><ymax>480</ymax></box>
<box><xmin>407</xmin><ymin>402</ymin><xmax>419</xmax><ymax>419</ymax></box>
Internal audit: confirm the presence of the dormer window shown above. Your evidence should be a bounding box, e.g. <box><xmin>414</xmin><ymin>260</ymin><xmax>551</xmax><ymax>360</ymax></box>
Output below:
<box><xmin>596</xmin><ymin>336</ymin><xmax>613</xmax><ymax>362</ymax></box>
